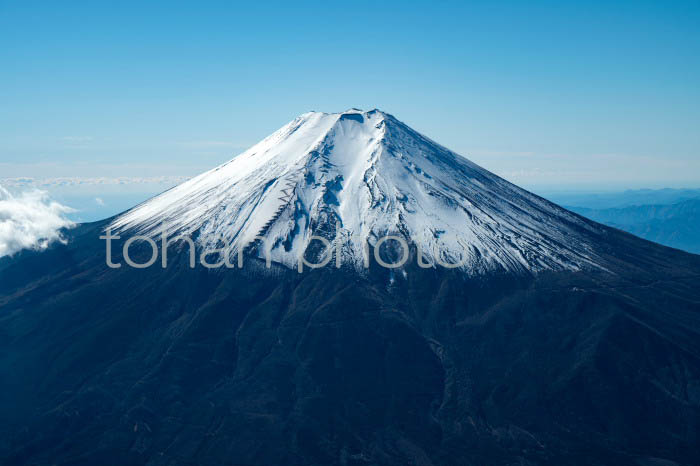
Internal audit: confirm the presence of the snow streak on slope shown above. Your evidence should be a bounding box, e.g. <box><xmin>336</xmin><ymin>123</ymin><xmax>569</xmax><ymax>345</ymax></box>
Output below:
<box><xmin>110</xmin><ymin>109</ymin><xmax>605</xmax><ymax>274</ymax></box>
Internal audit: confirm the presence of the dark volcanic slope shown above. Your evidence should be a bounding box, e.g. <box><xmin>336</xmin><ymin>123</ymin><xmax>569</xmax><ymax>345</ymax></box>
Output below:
<box><xmin>1</xmin><ymin>220</ymin><xmax>700</xmax><ymax>466</ymax></box>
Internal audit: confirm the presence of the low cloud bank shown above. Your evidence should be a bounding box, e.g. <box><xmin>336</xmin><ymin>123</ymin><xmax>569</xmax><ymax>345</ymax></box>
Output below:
<box><xmin>1</xmin><ymin>176</ymin><xmax>190</xmax><ymax>189</ymax></box>
<box><xmin>0</xmin><ymin>185</ymin><xmax>74</xmax><ymax>258</ymax></box>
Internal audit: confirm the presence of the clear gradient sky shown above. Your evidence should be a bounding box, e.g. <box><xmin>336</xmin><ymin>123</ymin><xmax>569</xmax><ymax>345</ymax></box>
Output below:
<box><xmin>2</xmin><ymin>0</ymin><xmax>699</xmax><ymax>204</ymax></box>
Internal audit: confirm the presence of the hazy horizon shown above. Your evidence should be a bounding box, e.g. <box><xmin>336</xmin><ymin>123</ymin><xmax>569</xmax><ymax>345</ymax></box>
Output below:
<box><xmin>3</xmin><ymin>1</ymin><xmax>699</xmax><ymax>194</ymax></box>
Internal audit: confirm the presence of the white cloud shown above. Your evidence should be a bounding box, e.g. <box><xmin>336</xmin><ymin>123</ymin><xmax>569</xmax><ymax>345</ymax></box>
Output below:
<box><xmin>95</xmin><ymin>197</ymin><xmax>105</xmax><ymax>206</ymax></box>
<box><xmin>179</xmin><ymin>140</ymin><xmax>245</xmax><ymax>148</ymax></box>
<box><xmin>0</xmin><ymin>185</ymin><xmax>75</xmax><ymax>258</ymax></box>
<box><xmin>0</xmin><ymin>176</ymin><xmax>191</xmax><ymax>189</ymax></box>
<box><xmin>61</xmin><ymin>136</ymin><xmax>93</xmax><ymax>143</ymax></box>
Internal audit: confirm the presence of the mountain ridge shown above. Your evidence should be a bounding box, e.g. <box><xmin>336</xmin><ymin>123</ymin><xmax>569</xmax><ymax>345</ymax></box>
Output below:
<box><xmin>570</xmin><ymin>198</ymin><xmax>700</xmax><ymax>254</ymax></box>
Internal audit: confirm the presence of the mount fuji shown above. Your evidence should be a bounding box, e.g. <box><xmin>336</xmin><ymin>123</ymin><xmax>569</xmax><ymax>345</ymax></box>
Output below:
<box><xmin>2</xmin><ymin>109</ymin><xmax>700</xmax><ymax>466</ymax></box>
<box><xmin>110</xmin><ymin>109</ymin><xmax>603</xmax><ymax>274</ymax></box>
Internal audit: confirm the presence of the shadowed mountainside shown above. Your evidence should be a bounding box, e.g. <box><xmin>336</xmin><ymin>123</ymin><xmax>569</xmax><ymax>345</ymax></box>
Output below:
<box><xmin>1</xmin><ymin>220</ymin><xmax>700</xmax><ymax>466</ymax></box>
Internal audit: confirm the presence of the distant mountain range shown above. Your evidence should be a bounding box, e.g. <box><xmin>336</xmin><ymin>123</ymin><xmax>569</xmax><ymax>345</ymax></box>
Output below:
<box><xmin>546</xmin><ymin>188</ymin><xmax>700</xmax><ymax>210</ymax></box>
<box><xmin>567</xmin><ymin>199</ymin><xmax>700</xmax><ymax>254</ymax></box>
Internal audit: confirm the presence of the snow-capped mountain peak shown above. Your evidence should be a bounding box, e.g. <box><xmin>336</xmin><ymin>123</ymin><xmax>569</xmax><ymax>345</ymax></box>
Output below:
<box><xmin>110</xmin><ymin>109</ymin><xmax>604</xmax><ymax>274</ymax></box>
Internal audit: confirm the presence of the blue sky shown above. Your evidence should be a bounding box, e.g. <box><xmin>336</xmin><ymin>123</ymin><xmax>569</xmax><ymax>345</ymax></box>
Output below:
<box><xmin>1</xmin><ymin>0</ymin><xmax>699</xmax><ymax>219</ymax></box>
